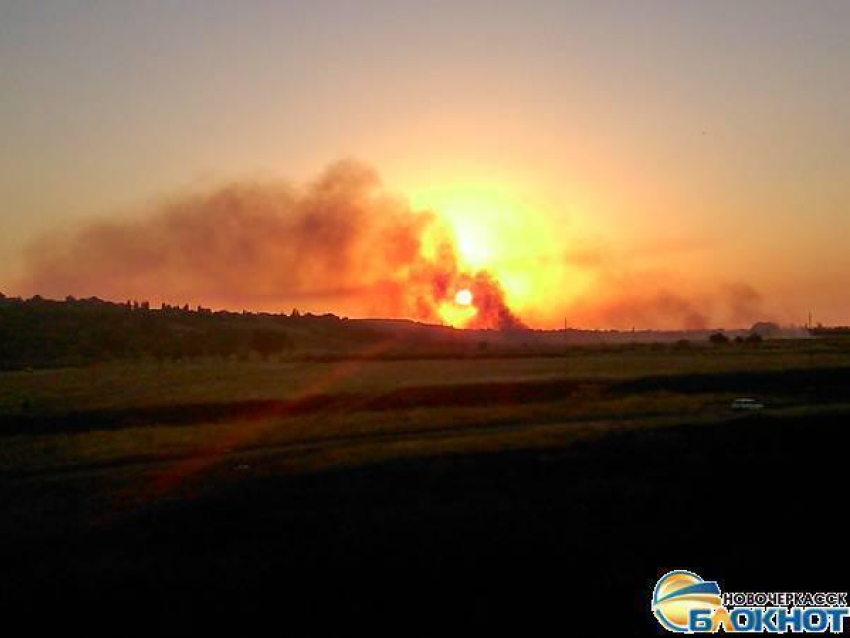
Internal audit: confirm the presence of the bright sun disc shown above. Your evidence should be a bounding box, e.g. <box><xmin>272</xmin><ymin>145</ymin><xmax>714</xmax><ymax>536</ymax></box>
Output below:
<box><xmin>455</xmin><ymin>289</ymin><xmax>473</xmax><ymax>306</ymax></box>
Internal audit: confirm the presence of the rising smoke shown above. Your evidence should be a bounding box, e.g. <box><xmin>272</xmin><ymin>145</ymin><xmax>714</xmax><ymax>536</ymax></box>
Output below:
<box><xmin>557</xmin><ymin>239</ymin><xmax>768</xmax><ymax>330</ymax></box>
<box><xmin>18</xmin><ymin>160</ymin><xmax>522</xmax><ymax>329</ymax></box>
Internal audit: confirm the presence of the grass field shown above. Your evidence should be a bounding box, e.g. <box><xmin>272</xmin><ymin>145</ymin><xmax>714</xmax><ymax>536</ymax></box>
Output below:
<box><xmin>2</xmin><ymin>338</ymin><xmax>845</xmax><ymax>411</ymax></box>
<box><xmin>1</xmin><ymin>339</ymin><xmax>848</xmax><ymax>632</ymax></box>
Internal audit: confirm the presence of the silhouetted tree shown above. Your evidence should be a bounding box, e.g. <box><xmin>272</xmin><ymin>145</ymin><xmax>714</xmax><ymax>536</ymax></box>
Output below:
<box><xmin>709</xmin><ymin>332</ymin><xmax>730</xmax><ymax>345</ymax></box>
<box><xmin>746</xmin><ymin>333</ymin><xmax>763</xmax><ymax>346</ymax></box>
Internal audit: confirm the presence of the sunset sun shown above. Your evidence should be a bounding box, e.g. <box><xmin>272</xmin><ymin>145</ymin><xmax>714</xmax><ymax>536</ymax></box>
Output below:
<box><xmin>455</xmin><ymin>289</ymin><xmax>473</xmax><ymax>306</ymax></box>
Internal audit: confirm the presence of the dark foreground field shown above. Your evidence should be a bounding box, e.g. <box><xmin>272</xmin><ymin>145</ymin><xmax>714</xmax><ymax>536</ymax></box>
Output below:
<box><xmin>1</xmin><ymin>349</ymin><xmax>848</xmax><ymax>633</ymax></box>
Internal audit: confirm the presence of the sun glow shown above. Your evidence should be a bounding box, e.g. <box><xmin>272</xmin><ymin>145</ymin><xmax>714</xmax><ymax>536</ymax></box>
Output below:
<box><xmin>452</xmin><ymin>218</ymin><xmax>494</xmax><ymax>269</ymax></box>
<box><xmin>438</xmin><ymin>300</ymin><xmax>477</xmax><ymax>327</ymax></box>
<box><xmin>455</xmin><ymin>288</ymin><xmax>473</xmax><ymax>306</ymax></box>
<box><xmin>409</xmin><ymin>180</ymin><xmax>572</xmax><ymax>326</ymax></box>
<box><xmin>439</xmin><ymin>289</ymin><xmax>476</xmax><ymax>326</ymax></box>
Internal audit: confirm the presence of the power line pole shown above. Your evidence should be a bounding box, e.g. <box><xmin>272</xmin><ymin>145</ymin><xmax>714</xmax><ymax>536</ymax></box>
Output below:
<box><xmin>564</xmin><ymin>317</ymin><xmax>569</xmax><ymax>376</ymax></box>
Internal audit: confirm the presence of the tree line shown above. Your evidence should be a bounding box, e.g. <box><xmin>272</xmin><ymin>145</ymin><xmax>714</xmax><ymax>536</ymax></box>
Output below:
<box><xmin>0</xmin><ymin>294</ymin><xmax>318</xmax><ymax>369</ymax></box>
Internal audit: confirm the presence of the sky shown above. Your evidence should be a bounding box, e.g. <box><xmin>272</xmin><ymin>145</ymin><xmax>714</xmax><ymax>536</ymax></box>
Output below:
<box><xmin>1</xmin><ymin>0</ymin><xmax>849</xmax><ymax>329</ymax></box>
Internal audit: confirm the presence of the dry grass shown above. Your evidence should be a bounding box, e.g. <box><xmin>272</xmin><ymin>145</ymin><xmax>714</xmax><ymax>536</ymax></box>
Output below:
<box><xmin>1</xmin><ymin>340</ymin><xmax>845</xmax><ymax>415</ymax></box>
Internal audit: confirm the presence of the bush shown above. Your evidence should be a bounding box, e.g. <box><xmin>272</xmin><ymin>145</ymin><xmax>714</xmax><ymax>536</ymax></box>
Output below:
<box><xmin>709</xmin><ymin>332</ymin><xmax>730</xmax><ymax>345</ymax></box>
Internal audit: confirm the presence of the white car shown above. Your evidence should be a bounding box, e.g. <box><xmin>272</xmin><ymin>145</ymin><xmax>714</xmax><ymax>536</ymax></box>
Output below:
<box><xmin>731</xmin><ymin>398</ymin><xmax>765</xmax><ymax>411</ymax></box>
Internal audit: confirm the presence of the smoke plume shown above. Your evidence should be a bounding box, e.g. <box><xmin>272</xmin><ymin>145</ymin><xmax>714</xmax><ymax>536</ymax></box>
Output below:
<box><xmin>558</xmin><ymin>240</ymin><xmax>768</xmax><ymax>330</ymax></box>
<box><xmin>18</xmin><ymin>160</ymin><xmax>522</xmax><ymax>329</ymax></box>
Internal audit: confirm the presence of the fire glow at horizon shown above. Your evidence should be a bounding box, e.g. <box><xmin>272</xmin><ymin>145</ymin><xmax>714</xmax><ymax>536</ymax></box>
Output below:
<box><xmin>14</xmin><ymin>161</ymin><xmax>528</xmax><ymax>330</ymax></box>
<box><xmin>11</xmin><ymin>160</ymin><xmax>777</xmax><ymax>331</ymax></box>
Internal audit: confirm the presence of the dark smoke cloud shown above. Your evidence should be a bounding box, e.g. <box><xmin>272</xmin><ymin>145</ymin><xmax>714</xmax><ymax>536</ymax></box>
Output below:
<box><xmin>17</xmin><ymin>160</ymin><xmax>521</xmax><ymax>329</ymax></box>
<box><xmin>722</xmin><ymin>282</ymin><xmax>763</xmax><ymax>326</ymax></box>
<box><xmin>568</xmin><ymin>281</ymin><xmax>767</xmax><ymax>330</ymax></box>
<box><xmin>559</xmin><ymin>238</ymin><xmax>768</xmax><ymax>329</ymax></box>
<box><xmin>584</xmin><ymin>291</ymin><xmax>710</xmax><ymax>331</ymax></box>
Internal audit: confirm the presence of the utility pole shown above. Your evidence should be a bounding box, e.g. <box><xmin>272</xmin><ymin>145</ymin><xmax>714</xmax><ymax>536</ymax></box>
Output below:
<box><xmin>563</xmin><ymin>317</ymin><xmax>569</xmax><ymax>377</ymax></box>
<box><xmin>564</xmin><ymin>318</ymin><xmax>568</xmax><ymax>352</ymax></box>
<box><xmin>806</xmin><ymin>310</ymin><xmax>814</xmax><ymax>369</ymax></box>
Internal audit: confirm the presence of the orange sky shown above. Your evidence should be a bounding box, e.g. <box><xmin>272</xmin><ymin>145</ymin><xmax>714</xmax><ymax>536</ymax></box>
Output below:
<box><xmin>2</xmin><ymin>2</ymin><xmax>849</xmax><ymax>328</ymax></box>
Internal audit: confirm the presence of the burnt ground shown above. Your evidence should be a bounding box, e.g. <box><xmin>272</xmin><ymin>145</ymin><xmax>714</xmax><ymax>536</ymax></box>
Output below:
<box><xmin>1</xmin><ymin>407</ymin><xmax>848</xmax><ymax>633</ymax></box>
